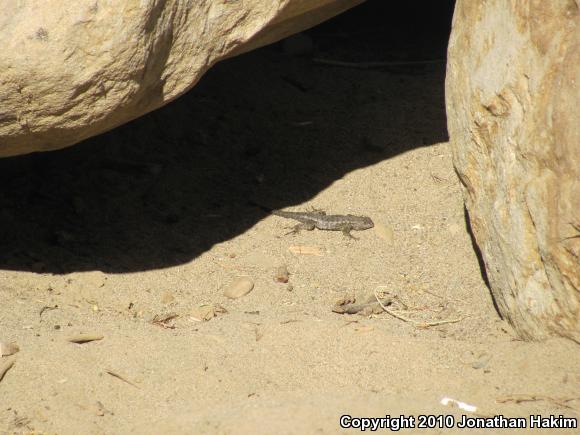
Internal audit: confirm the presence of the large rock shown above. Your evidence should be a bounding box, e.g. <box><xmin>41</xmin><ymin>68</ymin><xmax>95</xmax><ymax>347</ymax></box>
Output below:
<box><xmin>446</xmin><ymin>1</ymin><xmax>579</xmax><ymax>341</ymax></box>
<box><xmin>0</xmin><ymin>0</ymin><xmax>363</xmax><ymax>157</ymax></box>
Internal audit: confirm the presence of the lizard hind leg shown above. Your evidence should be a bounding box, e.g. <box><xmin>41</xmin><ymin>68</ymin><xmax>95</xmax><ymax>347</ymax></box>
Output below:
<box><xmin>284</xmin><ymin>221</ymin><xmax>316</xmax><ymax>235</ymax></box>
<box><xmin>307</xmin><ymin>206</ymin><xmax>326</xmax><ymax>216</ymax></box>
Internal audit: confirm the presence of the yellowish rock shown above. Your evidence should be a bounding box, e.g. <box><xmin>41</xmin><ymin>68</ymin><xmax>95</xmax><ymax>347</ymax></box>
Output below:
<box><xmin>447</xmin><ymin>0</ymin><xmax>580</xmax><ymax>341</ymax></box>
<box><xmin>223</xmin><ymin>276</ymin><xmax>254</xmax><ymax>299</ymax></box>
<box><xmin>0</xmin><ymin>0</ymin><xmax>363</xmax><ymax>157</ymax></box>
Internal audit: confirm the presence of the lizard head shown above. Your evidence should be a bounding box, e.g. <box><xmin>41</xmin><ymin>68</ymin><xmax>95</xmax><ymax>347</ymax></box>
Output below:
<box><xmin>355</xmin><ymin>216</ymin><xmax>374</xmax><ymax>230</ymax></box>
<box><xmin>363</xmin><ymin>217</ymin><xmax>374</xmax><ymax>229</ymax></box>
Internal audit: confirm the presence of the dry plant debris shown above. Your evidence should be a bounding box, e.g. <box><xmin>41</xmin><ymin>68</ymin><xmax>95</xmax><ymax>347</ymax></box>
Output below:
<box><xmin>67</xmin><ymin>334</ymin><xmax>104</xmax><ymax>344</ymax></box>
<box><xmin>496</xmin><ymin>394</ymin><xmax>580</xmax><ymax>414</ymax></box>
<box><xmin>191</xmin><ymin>304</ymin><xmax>227</xmax><ymax>322</ymax></box>
<box><xmin>105</xmin><ymin>369</ymin><xmax>140</xmax><ymax>389</ymax></box>
<box><xmin>150</xmin><ymin>313</ymin><xmax>179</xmax><ymax>328</ymax></box>
<box><xmin>373</xmin><ymin>286</ymin><xmax>463</xmax><ymax>328</ymax></box>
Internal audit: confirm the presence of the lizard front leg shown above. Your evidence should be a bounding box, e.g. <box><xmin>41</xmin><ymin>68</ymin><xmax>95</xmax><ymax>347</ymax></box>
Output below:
<box><xmin>340</xmin><ymin>224</ymin><xmax>358</xmax><ymax>240</ymax></box>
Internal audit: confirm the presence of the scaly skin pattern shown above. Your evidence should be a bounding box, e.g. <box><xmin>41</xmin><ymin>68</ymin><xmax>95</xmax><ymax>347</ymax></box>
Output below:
<box><xmin>271</xmin><ymin>210</ymin><xmax>374</xmax><ymax>237</ymax></box>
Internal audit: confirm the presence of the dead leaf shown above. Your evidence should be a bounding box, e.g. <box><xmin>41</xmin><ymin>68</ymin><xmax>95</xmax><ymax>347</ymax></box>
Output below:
<box><xmin>191</xmin><ymin>304</ymin><xmax>227</xmax><ymax>322</ymax></box>
<box><xmin>151</xmin><ymin>313</ymin><xmax>178</xmax><ymax>328</ymax></box>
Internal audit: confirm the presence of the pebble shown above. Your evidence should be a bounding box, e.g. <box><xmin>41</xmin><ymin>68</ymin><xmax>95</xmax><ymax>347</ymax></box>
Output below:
<box><xmin>223</xmin><ymin>276</ymin><xmax>254</xmax><ymax>299</ymax></box>
<box><xmin>273</xmin><ymin>265</ymin><xmax>289</xmax><ymax>283</ymax></box>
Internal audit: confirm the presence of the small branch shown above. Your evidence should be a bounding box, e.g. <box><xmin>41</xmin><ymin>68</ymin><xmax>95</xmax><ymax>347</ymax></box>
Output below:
<box><xmin>497</xmin><ymin>394</ymin><xmax>580</xmax><ymax>413</ymax></box>
<box><xmin>374</xmin><ymin>288</ymin><xmax>463</xmax><ymax>328</ymax></box>
<box><xmin>105</xmin><ymin>368</ymin><xmax>140</xmax><ymax>389</ymax></box>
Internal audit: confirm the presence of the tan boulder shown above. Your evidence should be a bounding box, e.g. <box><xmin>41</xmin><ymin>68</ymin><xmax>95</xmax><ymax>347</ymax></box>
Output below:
<box><xmin>446</xmin><ymin>0</ymin><xmax>579</xmax><ymax>341</ymax></box>
<box><xmin>0</xmin><ymin>0</ymin><xmax>362</xmax><ymax>157</ymax></box>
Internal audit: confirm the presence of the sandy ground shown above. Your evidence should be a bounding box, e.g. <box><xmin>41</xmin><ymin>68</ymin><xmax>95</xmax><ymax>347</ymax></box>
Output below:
<box><xmin>1</xmin><ymin>7</ymin><xmax>579</xmax><ymax>434</ymax></box>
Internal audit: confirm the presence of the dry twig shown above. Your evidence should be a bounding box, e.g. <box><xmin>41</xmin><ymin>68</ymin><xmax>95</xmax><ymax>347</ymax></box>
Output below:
<box><xmin>68</xmin><ymin>334</ymin><xmax>104</xmax><ymax>344</ymax></box>
<box><xmin>497</xmin><ymin>394</ymin><xmax>580</xmax><ymax>413</ymax></box>
<box><xmin>105</xmin><ymin>369</ymin><xmax>140</xmax><ymax>389</ymax></box>
<box><xmin>151</xmin><ymin>313</ymin><xmax>178</xmax><ymax>329</ymax></box>
<box><xmin>373</xmin><ymin>287</ymin><xmax>463</xmax><ymax>328</ymax></box>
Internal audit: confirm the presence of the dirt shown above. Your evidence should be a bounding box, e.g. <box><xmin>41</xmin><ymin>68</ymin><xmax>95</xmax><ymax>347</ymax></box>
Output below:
<box><xmin>1</xmin><ymin>4</ymin><xmax>579</xmax><ymax>434</ymax></box>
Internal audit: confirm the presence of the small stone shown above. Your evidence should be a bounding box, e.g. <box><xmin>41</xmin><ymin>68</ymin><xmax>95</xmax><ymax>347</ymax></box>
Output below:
<box><xmin>273</xmin><ymin>265</ymin><xmax>289</xmax><ymax>283</ymax></box>
<box><xmin>94</xmin><ymin>403</ymin><xmax>105</xmax><ymax>417</ymax></box>
<box><xmin>223</xmin><ymin>276</ymin><xmax>254</xmax><ymax>299</ymax></box>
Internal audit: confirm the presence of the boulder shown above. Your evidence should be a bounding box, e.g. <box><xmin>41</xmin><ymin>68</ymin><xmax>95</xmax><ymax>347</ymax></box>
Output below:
<box><xmin>0</xmin><ymin>0</ymin><xmax>363</xmax><ymax>157</ymax></box>
<box><xmin>446</xmin><ymin>0</ymin><xmax>579</xmax><ymax>341</ymax></box>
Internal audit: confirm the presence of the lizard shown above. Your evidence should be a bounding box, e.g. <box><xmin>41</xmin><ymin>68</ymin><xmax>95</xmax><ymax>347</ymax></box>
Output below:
<box><xmin>252</xmin><ymin>202</ymin><xmax>374</xmax><ymax>238</ymax></box>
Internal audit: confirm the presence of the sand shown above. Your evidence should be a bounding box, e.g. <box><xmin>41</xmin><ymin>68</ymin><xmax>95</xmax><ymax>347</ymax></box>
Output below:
<box><xmin>1</xmin><ymin>12</ymin><xmax>578</xmax><ymax>434</ymax></box>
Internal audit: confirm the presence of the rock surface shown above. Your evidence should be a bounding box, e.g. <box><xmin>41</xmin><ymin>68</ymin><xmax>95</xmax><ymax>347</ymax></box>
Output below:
<box><xmin>0</xmin><ymin>0</ymin><xmax>362</xmax><ymax>157</ymax></box>
<box><xmin>446</xmin><ymin>0</ymin><xmax>579</xmax><ymax>341</ymax></box>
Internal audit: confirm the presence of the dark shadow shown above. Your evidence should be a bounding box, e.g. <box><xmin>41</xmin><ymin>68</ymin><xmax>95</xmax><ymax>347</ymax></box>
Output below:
<box><xmin>0</xmin><ymin>0</ymin><xmax>455</xmax><ymax>273</ymax></box>
<box><xmin>462</xmin><ymin>205</ymin><xmax>503</xmax><ymax>318</ymax></box>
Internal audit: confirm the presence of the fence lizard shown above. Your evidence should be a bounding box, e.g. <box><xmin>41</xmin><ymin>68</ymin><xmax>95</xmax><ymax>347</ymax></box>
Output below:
<box><xmin>253</xmin><ymin>203</ymin><xmax>374</xmax><ymax>238</ymax></box>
